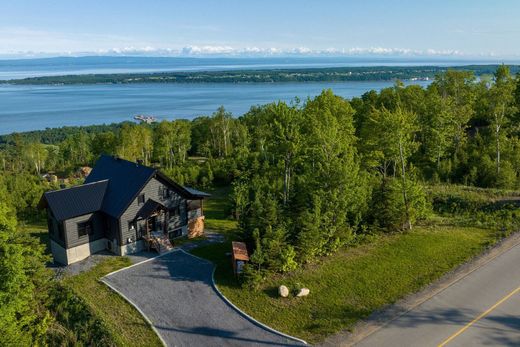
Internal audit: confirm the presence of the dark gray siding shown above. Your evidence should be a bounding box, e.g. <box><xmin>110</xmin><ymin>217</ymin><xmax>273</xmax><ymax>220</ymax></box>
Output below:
<box><xmin>47</xmin><ymin>209</ymin><xmax>66</xmax><ymax>248</ymax></box>
<box><xmin>64</xmin><ymin>212</ymin><xmax>105</xmax><ymax>248</ymax></box>
<box><xmin>119</xmin><ymin>177</ymin><xmax>187</xmax><ymax>245</ymax></box>
<box><xmin>104</xmin><ymin>214</ymin><xmax>120</xmax><ymax>247</ymax></box>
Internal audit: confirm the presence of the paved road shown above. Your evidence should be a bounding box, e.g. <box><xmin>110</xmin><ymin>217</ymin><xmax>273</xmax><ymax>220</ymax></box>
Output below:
<box><xmin>102</xmin><ymin>250</ymin><xmax>304</xmax><ymax>347</ymax></box>
<box><xmin>356</xmin><ymin>242</ymin><xmax>520</xmax><ymax>347</ymax></box>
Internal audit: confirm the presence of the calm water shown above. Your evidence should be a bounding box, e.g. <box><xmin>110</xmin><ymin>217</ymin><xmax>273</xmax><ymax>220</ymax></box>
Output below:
<box><xmin>0</xmin><ymin>80</ymin><xmax>431</xmax><ymax>134</ymax></box>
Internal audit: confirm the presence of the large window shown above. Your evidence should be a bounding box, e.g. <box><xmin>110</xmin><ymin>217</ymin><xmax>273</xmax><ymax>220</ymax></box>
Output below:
<box><xmin>138</xmin><ymin>193</ymin><xmax>145</xmax><ymax>205</ymax></box>
<box><xmin>162</xmin><ymin>186</ymin><xmax>171</xmax><ymax>199</ymax></box>
<box><xmin>77</xmin><ymin>221</ymin><xmax>92</xmax><ymax>237</ymax></box>
<box><xmin>170</xmin><ymin>205</ymin><xmax>180</xmax><ymax>216</ymax></box>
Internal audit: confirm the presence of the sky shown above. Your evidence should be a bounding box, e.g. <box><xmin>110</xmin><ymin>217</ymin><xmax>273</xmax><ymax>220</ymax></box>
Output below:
<box><xmin>1</xmin><ymin>0</ymin><xmax>519</xmax><ymax>59</ymax></box>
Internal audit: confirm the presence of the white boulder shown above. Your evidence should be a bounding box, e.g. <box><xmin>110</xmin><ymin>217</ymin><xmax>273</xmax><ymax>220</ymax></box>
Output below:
<box><xmin>297</xmin><ymin>288</ymin><xmax>310</xmax><ymax>297</ymax></box>
<box><xmin>278</xmin><ymin>285</ymin><xmax>289</xmax><ymax>298</ymax></box>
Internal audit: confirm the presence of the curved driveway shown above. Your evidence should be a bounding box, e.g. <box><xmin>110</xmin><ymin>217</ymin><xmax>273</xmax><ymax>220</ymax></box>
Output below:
<box><xmin>102</xmin><ymin>250</ymin><xmax>305</xmax><ymax>347</ymax></box>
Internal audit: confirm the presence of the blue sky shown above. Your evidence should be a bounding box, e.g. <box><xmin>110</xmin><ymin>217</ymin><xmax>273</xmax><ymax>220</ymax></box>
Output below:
<box><xmin>1</xmin><ymin>0</ymin><xmax>519</xmax><ymax>58</ymax></box>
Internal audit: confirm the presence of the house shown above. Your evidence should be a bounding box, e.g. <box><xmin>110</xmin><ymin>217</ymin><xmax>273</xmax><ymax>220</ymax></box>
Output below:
<box><xmin>38</xmin><ymin>155</ymin><xmax>210</xmax><ymax>265</ymax></box>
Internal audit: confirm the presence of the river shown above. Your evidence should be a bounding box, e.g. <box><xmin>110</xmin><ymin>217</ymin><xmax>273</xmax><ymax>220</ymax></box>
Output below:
<box><xmin>0</xmin><ymin>80</ymin><xmax>431</xmax><ymax>134</ymax></box>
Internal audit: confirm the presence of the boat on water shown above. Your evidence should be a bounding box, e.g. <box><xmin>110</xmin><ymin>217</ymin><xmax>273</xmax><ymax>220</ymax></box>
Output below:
<box><xmin>134</xmin><ymin>114</ymin><xmax>157</xmax><ymax>124</ymax></box>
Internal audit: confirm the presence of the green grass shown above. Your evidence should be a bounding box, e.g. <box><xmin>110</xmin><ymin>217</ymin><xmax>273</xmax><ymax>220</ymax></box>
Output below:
<box><xmin>24</xmin><ymin>184</ymin><xmax>508</xmax><ymax>345</ymax></box>
<box><xmin>63</xmin><ymin>257</ymin><xmax>163</xmax><ymax>347</ymax></box>
<box><xmin>192</xmin><ymin>226</ymin><xmax>497</xmax><ymax>343</ymax></box>
<box><xmin>204</xmin><ymin>185</ymin><xmax>239</xmax><ymax>237</ymax></box>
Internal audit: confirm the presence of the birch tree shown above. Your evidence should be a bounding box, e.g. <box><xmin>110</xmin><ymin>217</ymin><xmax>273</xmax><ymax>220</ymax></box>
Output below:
<box><xmin>366</xmin><ymin>106</ymin><xmax>419</xmax><ymax>229</ymax></box>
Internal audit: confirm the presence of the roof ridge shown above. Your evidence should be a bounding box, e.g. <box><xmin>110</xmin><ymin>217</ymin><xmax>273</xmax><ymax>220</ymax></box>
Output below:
<box><xmin>45</xmin><ymin>179</ymin><xmax>109</xmax><ymax>195</ymax></box>
<box><xmin>100</xmin><ymin>154</ymin><xmax>157</xmax><ymax>171</ymax></box>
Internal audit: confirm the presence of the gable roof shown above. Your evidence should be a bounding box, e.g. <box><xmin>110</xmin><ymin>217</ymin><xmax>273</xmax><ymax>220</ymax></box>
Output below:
<box><xmin>135</xmin><ymin>199</ymin><xmax>166</xmax><ymax>220</ymax></box>
<box><xmin>41</xmin><ymin>154</ymin><xmax>210</xmax><ymax>221</ymax></box>
<box><xmin>39</xmin><ymin>180</ymin><xmax>108</xmax><ymax>221</ymax></box>
<box><xmin>84</xmin><ymin>155</ymin><xmax>157</xmax><ymax>218</ymax></box>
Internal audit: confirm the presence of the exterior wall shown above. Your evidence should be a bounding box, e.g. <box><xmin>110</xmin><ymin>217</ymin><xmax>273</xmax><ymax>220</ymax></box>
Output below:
<box><xmin>50</xmin><ymin>239</ymin><xmax>68</xmax><ymax>264</ymax></box>
<box><xmin>104</xmin><ymin>215</ymin><xmax>120</xmax><ymax>253</ymax></box>
<box><xmin>188</xmin><ymin>207</ymin><xmax>203</xmax><ymax>220</ymax></box>
<box><xmin>119</xmin><ymin>240</ymin><xmax>145</xmax><ymax>256</ymax></box>
<box><xmin>118</xmin><ymin>177</ymin><xmax>187</xmax><ymax>247</ymax></box>
<box><xmin>51</xmin><ymin>238</ymin><xmax>108</xmax><ymax>265</ymax></box>
<box><xmin>63</xmin><ymin>212</ymin><xmax>105</xmax><ymax>248</ymax></box>
<box><xmin>47</xmin><ymin>209</ymin><xmax>66</xmax><ymax>248</ymax></box>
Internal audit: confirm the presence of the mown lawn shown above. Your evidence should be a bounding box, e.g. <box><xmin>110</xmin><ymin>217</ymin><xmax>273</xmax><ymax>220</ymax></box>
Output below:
<box><xmin>63</xmin><ymin>257</ymin><xmax>163</xmax><ymax>347</ymax></box>
<box><xmin>192</xmin><ymin>226</ymin><xmax>497</xmax><ymax>343</ymax></box>
<box><xmin>203</xmin><ymin>185</ymin><xmax>239</xmax><ymax>236</ymax></box>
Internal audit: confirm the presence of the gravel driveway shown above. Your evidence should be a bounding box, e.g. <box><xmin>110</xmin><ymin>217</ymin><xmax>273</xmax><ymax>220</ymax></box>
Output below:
<box><xmin>102</xmin><ymin>250</ymin><xmax>305</xmax><ymax>347</ymax></box>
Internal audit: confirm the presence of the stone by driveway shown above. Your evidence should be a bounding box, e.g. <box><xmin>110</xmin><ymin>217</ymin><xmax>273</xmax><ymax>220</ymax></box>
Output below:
<box><xmin>102</xmin><ymin>250</ymin><xmax>305</xmax><ymax>347</ymax></box>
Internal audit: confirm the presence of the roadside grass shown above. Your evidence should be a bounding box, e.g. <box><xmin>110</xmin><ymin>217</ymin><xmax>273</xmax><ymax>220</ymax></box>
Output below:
<box><xmin>25</xmin><ymin>183</ymin><xmax>511</xmax><ymax>345</ymax></box>
<box><xmin>63</xmin><ymin>257</ymin><xmax>163</xmax><ymax>347</ymax></box>
<box><xmin>192</xmin><ymin>226</ymin><xmax>497</xmax><ymax>343</ymax></box>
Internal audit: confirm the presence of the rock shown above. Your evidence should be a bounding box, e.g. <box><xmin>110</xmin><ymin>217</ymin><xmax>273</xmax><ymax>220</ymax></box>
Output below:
<box><xmin>297</xmin><ymin>288</ymin><xmax>310</xmax><ymax>297</ymax></box>
<box><xmin>278</xmin><ymin>285</ymin><xmax>289</xmax><ymax>298</ymax></box>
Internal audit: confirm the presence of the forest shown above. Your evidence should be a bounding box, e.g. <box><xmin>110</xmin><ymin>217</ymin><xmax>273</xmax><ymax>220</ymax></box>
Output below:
<box><xmin>1</xmin><ymin>65</ymin><xmax>520</xmax><ymax>344</ymax></box>
<box><xmin>2</xmin><ymin>64</ymin><xmax>520</xmax><ymax>85</ymax></box>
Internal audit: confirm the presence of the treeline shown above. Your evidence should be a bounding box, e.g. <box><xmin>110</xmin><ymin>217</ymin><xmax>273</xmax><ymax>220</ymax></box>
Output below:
<box><xmin>234</xmin><ymin>66</ymin><xmax>520</xmax><ymax>284</ymax></box>
<box><xmin>1</xmin><ymin>66</ymin><xmax>520</xmax><ymax>343</ymax></box>
<box><xmin>0</xmin><ymin>123</ymin><xmax>126</xmax><ymax>145</ymax></box>
<box><xmin>2</xmin><ymin>65</ymin><xmax>520</xmax><ymax>85</ymax></box>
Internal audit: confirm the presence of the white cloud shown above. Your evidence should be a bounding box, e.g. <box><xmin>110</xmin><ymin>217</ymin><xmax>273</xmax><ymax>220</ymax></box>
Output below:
<box><xmin>0</xmin><ymin>30</ymin><xmax>505</xmax><ymax>60</ymax></box>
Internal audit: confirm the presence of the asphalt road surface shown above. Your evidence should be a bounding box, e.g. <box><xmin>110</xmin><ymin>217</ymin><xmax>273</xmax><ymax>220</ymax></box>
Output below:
<box><xmin>102</xmin><ymin>250</ymin><xmax>304</xmax><ymax>347</ymax></box>
<box><xmin>356</xmin><ymin>242</ymin><xmax>520</xmax><ymax>347</ymax></box>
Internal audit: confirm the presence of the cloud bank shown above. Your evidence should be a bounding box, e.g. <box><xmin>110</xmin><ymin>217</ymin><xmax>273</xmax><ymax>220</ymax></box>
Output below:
<box><xmin>2</xmin><ymin>45</ymin><xmax>478</xmax><ymax>59</ymax></box>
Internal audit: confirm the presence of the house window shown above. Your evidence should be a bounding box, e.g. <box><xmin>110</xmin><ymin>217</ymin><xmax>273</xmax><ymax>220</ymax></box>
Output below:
<box><xmin>77</xmin><ymin>221</ymin><xmax>92</xmax><ymax>237</ymax></box>
<box><xmin>162</xmin><ymin>187</ymin><xmax>171</xmax><ymax>199</ymax></box>
<box><xmin>138</xmin><ymin>193</ymin><xmax>145</xmax><ymax>205</ymax></box>
<box><xmin>128</xmin><ymin>221</ymin><xmax>136</xmax><ymax>232</ymax></box>
<box><xmin>170</xmin><ymin>205</ymin><xmax>180</xmax><ymax>216</ymax></box>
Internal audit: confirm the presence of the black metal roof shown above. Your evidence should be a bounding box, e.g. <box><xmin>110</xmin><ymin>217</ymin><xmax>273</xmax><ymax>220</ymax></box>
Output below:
<box><xmin>40</xmin><ymin>180</ymin><xmax>108</xmax><ymax>221</ymax></box>
<box><xmin>40</xmin><ymin>155</ymin><xmax>211</xmax><ymax>221</ymax></box>
<box><xmin>184</xmin><ymin>186</ymin><xmax>212</xmax><ymax>198</ymax></box>
<box><xmin>85</xmin><ymin>155</ymin><xmax>156</xmax><ymax>218</ymax></box>
<box><xmin>135</xmin><ymin>199</ymin><xmax>166</xmax><ymax>220</ymax></box>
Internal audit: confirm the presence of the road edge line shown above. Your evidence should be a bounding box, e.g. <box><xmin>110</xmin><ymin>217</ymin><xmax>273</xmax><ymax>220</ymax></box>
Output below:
<box><xmin>321</xmin><ymin>230</ymin><xmax>520</xmax><ymax>347</ymax></box>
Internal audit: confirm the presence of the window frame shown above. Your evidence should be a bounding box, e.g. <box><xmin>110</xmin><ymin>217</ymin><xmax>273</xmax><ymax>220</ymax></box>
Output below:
<box><xmin>162</xmin><ymin>187</ymin><xmax>171</xmax><ymax>199</ymax></box>
<box><xmin>77</xmin><ymin>221</ymin><xmax>92</xmax><ymax>238</ymax></box>
<box><xmin>138</xmin><ymin>193</ymin><xmax>145</xmax><ymax>205</ymax></box>
<box><xmin>170</xmin><ymin>205</ymin><xmax>180</xmax><ymax>216</ymax></box>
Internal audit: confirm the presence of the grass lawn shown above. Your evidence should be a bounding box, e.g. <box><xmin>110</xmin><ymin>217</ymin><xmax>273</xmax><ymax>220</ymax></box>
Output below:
<box><xmin>24</xmin><ymin>184</ymin><xmax>507</xmax><ymax>345</ymax></box>
<box><xmin>63</xmin><ymin>257</ymin><xmax>163</xmax><ymax>347</ymax></box>
<box><xmin>20</xmin><ymin>219</ymin><xmax>162</xmax><ymax>346</ymax></box>
<box><xmin>192</xmin><ymin>226</ymin><xmax>497</xmax><ymax>343</ymax></box>
<box><xmin>204</xmin><ymin>185</ymin><xmax>239</xmax><ymax>236</ymax></box>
